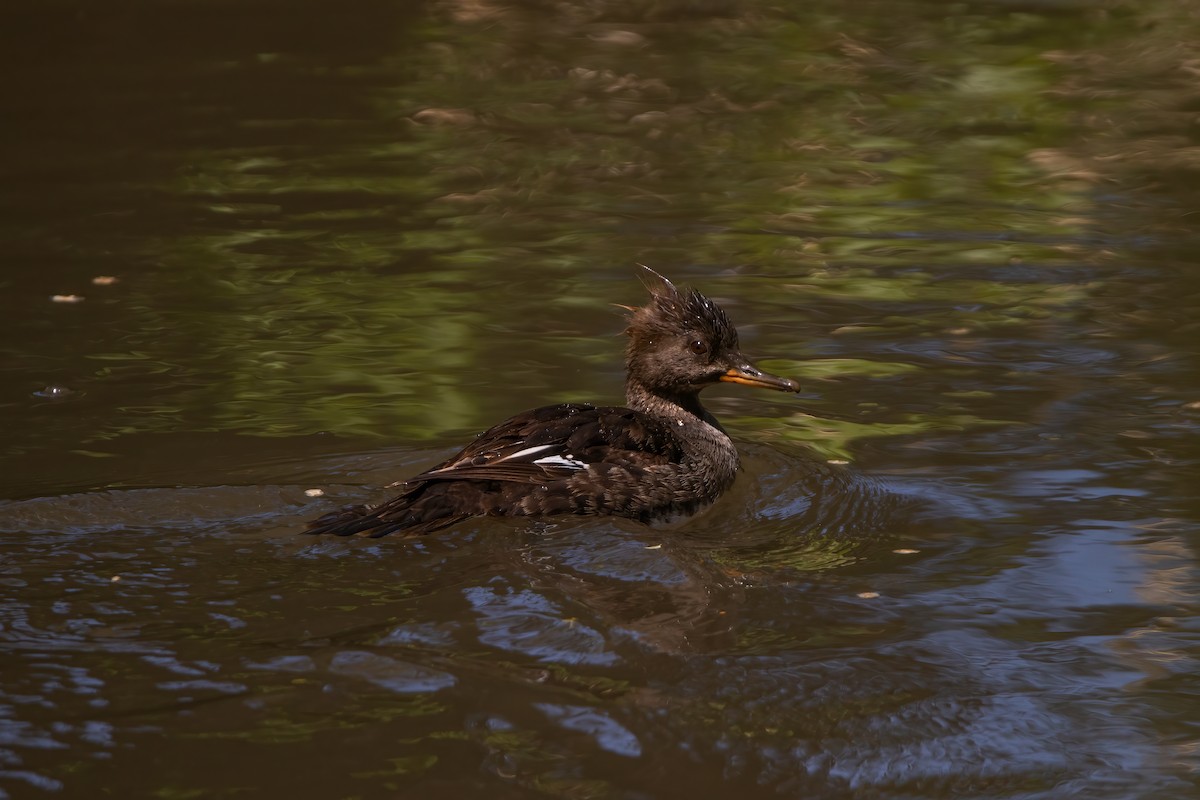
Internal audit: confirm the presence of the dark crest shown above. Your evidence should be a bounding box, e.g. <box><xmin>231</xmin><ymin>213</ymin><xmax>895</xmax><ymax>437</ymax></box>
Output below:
<box><xmin>626</xmin><ymin>266</ymin><xmax>737</xmax><ymax>348</ymax></box>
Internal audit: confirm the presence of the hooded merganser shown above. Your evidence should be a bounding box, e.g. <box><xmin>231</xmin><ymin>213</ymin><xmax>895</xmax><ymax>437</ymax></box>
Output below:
<box><xmin>305</xmin><ymin>268</ymin><xmax>800</xmax><ymax>537</ymax></box>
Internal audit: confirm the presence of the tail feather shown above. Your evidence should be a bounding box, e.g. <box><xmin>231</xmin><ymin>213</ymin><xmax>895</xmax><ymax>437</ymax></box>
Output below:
<box><xmin>303</xmin><ymin>483</ymin><xmax>474</xmax><ymax>537</ymax></box>
<box><xmin>303</xmin><ymin>504</ymin><xmax>383</xmax><ymax>536</ymax></box>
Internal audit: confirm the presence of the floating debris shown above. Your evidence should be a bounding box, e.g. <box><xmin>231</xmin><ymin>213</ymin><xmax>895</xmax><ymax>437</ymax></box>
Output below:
<box><xmin>411</xmin><ymin>107</ymin><xmax>476</xmax><ymax>126</ymax></box>
<box><xmin>827</xmin><ymin>459</ymin><xmax>850</xmax><ymax>465</ymax></box>
<box><xmin>893</xmin><ymin>548</ymin><xmax>920</xmax><ymax>555</ymax></box>
<box><xmin>111</xmin><ymin>575</ymin><xmax>121</xmax><ymax>583</ymax></box>
<box><xmin>33</xmin><ymin>385</ymin><xmax>74</xmax><ymax>399</ymax></box>
<box><xmin>304</xmin><ymin>488</ymin><xmax>325</xmax><ymax>497</ymax></box>
<box><xmin>51</xmin><ymin>294</ymin><xmax>85</xmax><ymax>303</ymax></box>
<box><xmin>92</xmin><ymin>275</ymin><xmax>119</xmax><ymax>286</ymax></box>
<box><xmin>857</xmin><ymin>591</ymin><xmax>880</xmax><ymax>599</ymax></box>
<box><xmin>589</xmin><ymin>30</ymin><xmax>646</xmax><ymax>47</ymax></box>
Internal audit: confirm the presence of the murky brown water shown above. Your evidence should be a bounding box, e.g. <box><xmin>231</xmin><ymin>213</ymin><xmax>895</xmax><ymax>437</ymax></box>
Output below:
<box><xmin>3</xmin><ymin>1</ymin><xmax>1200</xmax><ymax>797</ymax></box>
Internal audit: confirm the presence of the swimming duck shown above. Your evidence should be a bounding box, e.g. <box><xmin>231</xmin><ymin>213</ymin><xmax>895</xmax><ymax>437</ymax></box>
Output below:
<box><xmin>305</xmin><ymin>268</ymin><xmax>799</xmax><ymax>536</ymax></box>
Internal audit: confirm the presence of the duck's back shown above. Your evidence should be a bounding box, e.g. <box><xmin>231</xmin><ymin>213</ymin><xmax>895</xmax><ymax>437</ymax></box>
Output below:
<box><xmin>304</xmin><ymin>402</ymin><xmax>732</xmax><ymax>537</ymax></box>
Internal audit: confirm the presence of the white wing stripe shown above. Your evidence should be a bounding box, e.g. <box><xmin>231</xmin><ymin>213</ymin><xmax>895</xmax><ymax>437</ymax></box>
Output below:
<box><xmin>503</xmin><ymin>444</ymin><xmax>556</xmax><ymax>461</ymax></box>
<box><xmin>533</xmin><ymin>454</ymin><xmax>587</xmax><ymax>470</ymax></box>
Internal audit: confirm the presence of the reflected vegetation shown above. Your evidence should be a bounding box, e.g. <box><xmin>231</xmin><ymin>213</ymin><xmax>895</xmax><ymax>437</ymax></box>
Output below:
<box><xmin>2</xmin><ymin>0</ymin><xmax>1200</xmax><ymax>798</ymax></box>
<box><xmin>3</xmin><ymin>0</ymin><xmax>1154</xmax><ymax>454</ymax></box>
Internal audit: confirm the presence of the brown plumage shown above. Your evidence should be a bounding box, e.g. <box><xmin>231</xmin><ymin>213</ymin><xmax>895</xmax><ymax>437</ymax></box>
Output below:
<box><xmin>304</xmin><ymin>268</ymin><xmax>800</xmax><ymax>537</ymax></box>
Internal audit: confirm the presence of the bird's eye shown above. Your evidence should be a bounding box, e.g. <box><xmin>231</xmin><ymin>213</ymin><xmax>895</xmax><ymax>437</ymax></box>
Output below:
<box><xmin>688</xmin><ymin>338</ymin><xmax>709</xmax><ymax>355</ymax></box>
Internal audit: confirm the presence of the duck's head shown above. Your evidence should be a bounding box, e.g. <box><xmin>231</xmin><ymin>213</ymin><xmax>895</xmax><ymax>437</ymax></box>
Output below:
<box><xmin>623</xmin><ymin>268</ymin><xmax>800</xmax><ymax>401</ymax></box>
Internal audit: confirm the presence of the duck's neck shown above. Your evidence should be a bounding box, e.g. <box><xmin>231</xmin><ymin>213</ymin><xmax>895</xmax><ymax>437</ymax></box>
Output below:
<box><xmin>625</xmin><ymin>378</ymin><xmax>725</xmax><ymax>433</ymax></box>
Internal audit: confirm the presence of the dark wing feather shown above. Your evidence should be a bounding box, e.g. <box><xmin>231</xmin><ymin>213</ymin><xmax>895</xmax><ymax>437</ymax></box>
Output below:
<box><xmin>305</xmin><ymin>403</ymin><xmax>683</xmax><ymax>537</ymax></box>
<box><xmin>405</xmin><ymin>403</ymin><xmax>675</xmax><ymax>483</ymax></box>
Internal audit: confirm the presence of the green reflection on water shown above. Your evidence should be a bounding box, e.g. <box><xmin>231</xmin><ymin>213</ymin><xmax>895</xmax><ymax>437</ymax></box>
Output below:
<box><xmin>351</xmin><ymin>754</ymin><xmax>439</xmax><ymax>779</ymax></box>
<box><xmin>3</xmin><ymin>0</ymin><xmax>1143</xmax><ymax>467</ymax></box>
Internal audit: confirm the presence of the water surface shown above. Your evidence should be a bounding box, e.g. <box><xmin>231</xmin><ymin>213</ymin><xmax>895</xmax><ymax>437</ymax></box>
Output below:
<box><xmin>2</xmin><ymin>1</ymin><xmax>1199</xmax><ymax>798</ymax></box>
